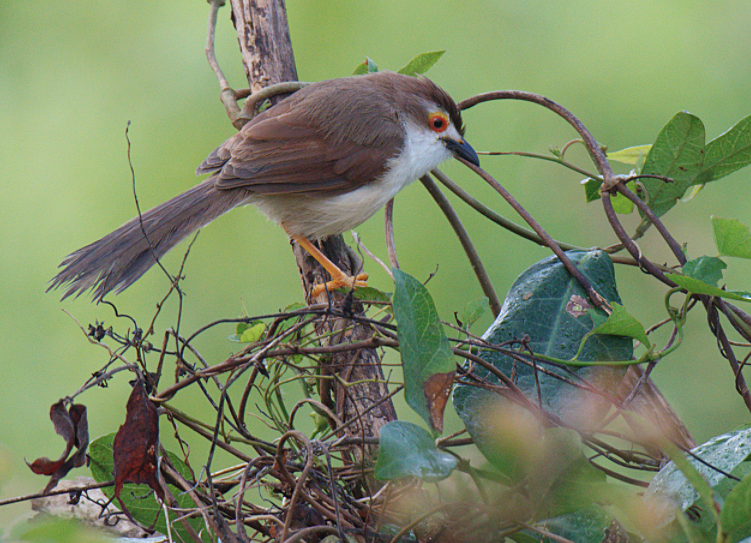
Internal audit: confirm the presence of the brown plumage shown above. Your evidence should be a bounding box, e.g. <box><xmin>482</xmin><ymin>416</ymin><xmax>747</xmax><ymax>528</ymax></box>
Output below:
<box><xmin>49</xmin><ymin>71</ymin><xmax>475</xmax><ymax>301</ymax></box>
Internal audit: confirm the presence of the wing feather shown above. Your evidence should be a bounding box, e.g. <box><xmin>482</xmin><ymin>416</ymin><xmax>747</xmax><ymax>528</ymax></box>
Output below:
<box><xmin>196</xmin><ymin>79</ymin><xmax>404</xmax><ymax>196</ymax></box>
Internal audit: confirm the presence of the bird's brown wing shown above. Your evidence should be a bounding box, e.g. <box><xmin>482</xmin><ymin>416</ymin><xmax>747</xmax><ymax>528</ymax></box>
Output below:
<box><xmin>197</xmin><ymin>96</ymin><xmax>402</xmax><ymax>197</ymax></box>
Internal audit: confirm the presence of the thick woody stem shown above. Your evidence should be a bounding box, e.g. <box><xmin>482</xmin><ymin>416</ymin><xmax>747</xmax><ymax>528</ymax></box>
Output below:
<box><xmin>227</xmin><ymin>0</ymin><xmax>396</xmax><ymax>475</ymax></box>
<box><xmin>228</xmin><ymin>0</ymin><xmax>298</xmax><ymax>95</ymax></box>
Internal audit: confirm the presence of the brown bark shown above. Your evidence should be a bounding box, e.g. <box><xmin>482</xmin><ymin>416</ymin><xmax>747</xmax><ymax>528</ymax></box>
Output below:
<box><xmin>228</xmin><ymin>0</ymin><xmax>298</xmax><ymax>95</ymax></box>
<box><xmin>228</xmin><ymin>0</ymin><xmax>397</xmax><ymax>471</ymax></box>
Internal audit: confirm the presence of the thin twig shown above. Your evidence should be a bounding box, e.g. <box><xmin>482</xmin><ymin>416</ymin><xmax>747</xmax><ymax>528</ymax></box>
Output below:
<box><xmin>420</xmin><ymin>174</ymin><xmax>502</xmax><ymax>316</ymax></box>
<box><xmin>456</xmin><ymin>158</ymin><xmax>611</xmax><ymax>312</ymax></box>
<box><xmin>431</xmin><ymin>168</ymin><xmax>586</xmax><ymax>253</ymax></box>
<box><xmin>384</xmin><ymin>198</ymin><xmax>400</xmax><ymax>269</ymax></box>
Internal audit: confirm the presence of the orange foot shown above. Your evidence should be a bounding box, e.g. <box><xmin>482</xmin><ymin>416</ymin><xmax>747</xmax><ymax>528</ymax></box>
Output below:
<box><xmin>310</xmin><ymin>272</ymin><xmax>369</xmax><ymax>298</ymax></box>
<box><xmin>286</xmin><ymin>231</ymin><xmax>369</xmax><ymax>298</ymax></box>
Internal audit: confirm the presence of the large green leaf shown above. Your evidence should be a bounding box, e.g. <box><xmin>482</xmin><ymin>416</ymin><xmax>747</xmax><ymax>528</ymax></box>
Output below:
<box><xmin>639</xmin><ymin>113</ymin><xmax>751</xmax><ymax>218</ymax></box>
<box><xmin>374</xmin><ymin>421</ymin><xmax>457</xmax><ymax>482</ymax></box>
<box><xmin>639</xmin><ymin>112</ymin><xmax>706</xmax><ymax>218</ymax></box>
<box><xmin>713</xmin><ymin>216</ymin><xmax>751</xmax><ymax>259</ymax></box>
<box><xmin>645</xmin><ymin>426</ymin><xmax>751</xmax><ymax>535</ymax></box>
<box><xmin>699</xmin><ymin>115</ymin><xmax>751</xmax><ymax>183</ymax></box>
<box><xmin>89</xmin><ymin>433</ymin><xmax>205</xmax><ymax>540</ymax></box>
<box><xmin>393</xmin><ymin>268</ymin><xmax>455</xmax><ymax>434</ymax></box>
<box><xmin>453</xmin><ymin>250</ymin><xmax>632</xmax><ymax>475</ymax></box>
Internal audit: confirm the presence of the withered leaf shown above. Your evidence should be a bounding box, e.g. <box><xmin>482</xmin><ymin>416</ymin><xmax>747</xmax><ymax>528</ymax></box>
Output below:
<box><xmin>27</xmin><ymin>400</ymin><xmax>89</xmax><ymax>493</ymax></box>
<box><xmin>113</xmin><ymin>379</ymin><xmax>162</xmax><ymax>509</ymax></box>
<box><xmin>423</xmin><ymin>371</ymin><xmax>455</xmax><ymax>434</ymax></box>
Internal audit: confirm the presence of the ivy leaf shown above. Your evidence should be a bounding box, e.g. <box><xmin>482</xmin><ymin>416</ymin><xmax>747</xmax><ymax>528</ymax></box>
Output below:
<box><xmin>607</xmin><ymin>144</ymin><xmax>652</xmax><ymax>165</ymax></box>
<box><xmin>639</xmin><ymin>112</ymin><xmax>706</xmax><ymax>218</ymax></box>
<box><xmin>588</xmin><ymin>302</ymin><xmax>650</xmax><ymax>348</ymax></box>
<box><xmin>682</xmin><ymin>256</ymin><xmax>727</xmax><ymax>287</ymax></box>
<box><xmin>645</xmin><ymin>426</ymin><xmax>751</xmax><ymax>533</ymax></box>
<box><xmin>90</xmin><ymin>432</ymin><xmax>204</xmax><ymax>540</ymax></box>
<box><xmin>397</xmin><ymin>51</ymin><xmax>445</xmax><ymax>76</ymax></box>
<box><xmin>393</xmin><ymin>269</ymin><xmax>455</xmax><ymax>434</ymax></box>
<box><xmin>712</xmin><ymin>216</ymin><xmax>751</xmax><ymax>259</ymax></box>
<box><xmin>521</xmin><ymin>506</ymin><xmax>627</xmax><ymax>543</ymax></box>
<box><xmin>699</xmin><ymin>114</ymin><xmax>751</xmax><ymax>183</ymax></box>
<box><xmin>229</xmin><ymin>321</ymin><xmax>266</xmax><ymax>343</ymax></box>
<box><xmin>374</xmin><ymin>421</ymin><xmax>457</xmax><ymax>482</ymax></box>
<box><xmin>581</xmin><ymin>178</ymin><xmax>635</xmax><ymax>213</ymax></box>
<box><xmin>721</xmin><ymin>472</ymin><xmax>751</xmax><ymax>539</ymax></box>
<box><xmin>454</xmin><ymin>251</ymin><xmax>633</xmax><ymax>476</ymax></box>
<box><xmin>610</xmin><ymin>181</ymin><xmax>637</xmax><ymax>214</ymax></box>
<box><xmin>666</xmin><ymin>273</ymin><xmax>751</xmax><ymax>302</ymax></box>
<box><xmin>240</xmin><ymin>322</ymin><xmax>266</xmax><ymax>343</ymax></box>
<box><xmin>638</xmin><ymin>114</ymin><xmax>751</xmax><ymax>218</ymax></box>
<box><xmin>581</xmin><ymin>178</ymin><xmax>600</xmax><ymax>203</ymax></box>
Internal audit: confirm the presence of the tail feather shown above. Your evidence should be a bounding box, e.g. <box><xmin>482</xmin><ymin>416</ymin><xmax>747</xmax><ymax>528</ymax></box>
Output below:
<box><xmin>49</xmin><ymin>178</ymin><xmax>250</xmax><ymax>300</ymax></box>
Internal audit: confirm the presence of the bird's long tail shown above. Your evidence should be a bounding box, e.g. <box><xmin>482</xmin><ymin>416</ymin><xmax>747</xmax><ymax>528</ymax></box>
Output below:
<box><xmin>48</xmin><ymin>178</ymin><xmax>250</xmax><ymax>300</ymax></box>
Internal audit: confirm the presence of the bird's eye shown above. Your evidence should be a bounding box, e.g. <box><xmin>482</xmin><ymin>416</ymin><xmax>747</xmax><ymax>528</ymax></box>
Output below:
<box><xmin>429</xmin><ymin>112</ymin><xmax>449</xmax><ymax>133</ymax></box>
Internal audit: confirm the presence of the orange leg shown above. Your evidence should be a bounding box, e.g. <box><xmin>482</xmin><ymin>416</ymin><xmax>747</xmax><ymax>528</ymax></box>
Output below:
<box><xmin>290</xmin><ymin>234</ymin><xmax>368</xmax><ymax>297</ymax></box>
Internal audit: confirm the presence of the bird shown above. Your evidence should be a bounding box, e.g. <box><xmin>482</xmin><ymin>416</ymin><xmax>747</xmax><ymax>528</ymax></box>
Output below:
<box><xmin>48</xmin><ymin>71</ymin><xmax>479</xmax><ymax>301</ymax></box>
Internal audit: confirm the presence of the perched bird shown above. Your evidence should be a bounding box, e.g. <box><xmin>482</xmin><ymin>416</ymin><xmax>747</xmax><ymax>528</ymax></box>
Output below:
<box><xmin>49</xmin><ymin>71</ymin><xmax>479</xmax><ymax>300</ymax></box>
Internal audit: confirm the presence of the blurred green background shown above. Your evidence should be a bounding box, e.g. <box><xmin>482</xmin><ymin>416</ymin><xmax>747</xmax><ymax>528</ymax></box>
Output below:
<box><xmin>2</xmin><ymin>0</ymin><xmax>751</xmax><ymax>529</ymax></box>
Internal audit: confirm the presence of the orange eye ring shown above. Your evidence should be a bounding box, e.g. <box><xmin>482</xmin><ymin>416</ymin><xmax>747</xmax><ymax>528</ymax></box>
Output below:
<box><xmin>429</xmin><ymin>112</ymin><xmax>449</xmax><ymax>133</ymax></box>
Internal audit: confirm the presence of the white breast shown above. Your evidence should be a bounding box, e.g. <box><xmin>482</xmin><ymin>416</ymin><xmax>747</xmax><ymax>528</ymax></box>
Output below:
<box><xmin>250</xmin><ymin>121</ymin><xmax>456</xmax><ymax>240</ymax></box>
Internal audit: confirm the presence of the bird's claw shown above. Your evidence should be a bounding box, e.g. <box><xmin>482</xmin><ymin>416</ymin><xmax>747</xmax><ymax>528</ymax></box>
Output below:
<box><xmin>310</xmin><ymin>273</ymin><xmax>369</xmax><ymax>298</ymax></box>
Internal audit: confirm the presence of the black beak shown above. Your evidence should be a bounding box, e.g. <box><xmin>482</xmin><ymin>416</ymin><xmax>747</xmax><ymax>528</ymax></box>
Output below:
<box><xmin>444</xmin><ymin>137</ymin><xmax>480</xmax><ymax>167</ymax></box>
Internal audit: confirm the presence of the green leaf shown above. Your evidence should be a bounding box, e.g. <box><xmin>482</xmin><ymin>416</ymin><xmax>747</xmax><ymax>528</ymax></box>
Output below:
<box><xmin>89</xmin><ymin>433</ymin><xmax>205</xmax><ymax>541</ymax></box>
<box><xmin>397</xmin><ymin>51</ymin><xmax>445</xmax><ymax>76</ymax></box>
<box><xmin>527</xmin><ymin>428</ymin><xmax>609</xmax><ymax>517</ymax></box>
<box><xmin>458</xmin><ymin>297</ymin><xmax>489</xmax><ymax>329</ymax></box>
<box><xmin>377</xmin><ymin>525</ymin><xmax>418</xmax><ymax>542</ymax></box>
<box><xmin>607</xmin><ymin>144</ymin><xmax>652</xmax><ymax>165</ymax></box>
<box><xmin>229</xmin><ymin>321</ymin><xmax>266</xmax><ymax>343</ymax></box>
<box><xmin>712</xmin><ymin>216</ymin><xmax>751</xmax><ymax>259</ymax></box>
<box><xmin>722</xmin><ymin>472</ymin><xmax>751</xmax><ymax>539</ymax></box>
<box><xmin>393</xmin><ymin>268</ymin><xmax>455</xmax><ymax>434</ymax></box>
<box><xmin>640</xmin><ymin>112</ymin><xmax>706</xmax><ymax>217</ymax></box>
<box><xmin>700</xmin><ymin>114</ymin><xmax>751</xmax><ymax>183</ymax></box>
<box><xmin>353</xmin><ymin>57</ymin><xmax>379</xmax><ymax>75</ymax></box>
<box><xmin>638</xmin><ymin>114</ymin><xmax>751</xmax><ymax>219</ymax></box>
<box><xmin>582</xmin><ymin>178</ymin><xmax>636</xmax><ymax>213</ymax></box>
<box><xmin>374</xmin><ymin>421</ymin><xmax>457</xmax><ymax>482</ymax></box>
<box><xmin>582</xmin><ymin>177</ymin><xmax>601</xmax><ymax>203</ymax></box>
<box><xmin>682</xmin><ymin>256</ymin><xmax>727</xmax><ymax>286</ymax></box>
<box><xmin>589</xmin><ymin>302</ymin><xmax>650</xmax><ymax>348</ymax></box>
<box><xmin>661</xmin><ymin>440</ymin><xmax>720</xmax><ymax>526</ymax></box>
<box><xmin>12</xmin><ymin>517</ymin><xmax>110</xmax><ymax>543</ymax></box>
<box><xmin>517</xmin><ymin>506</ymin><xmax>624</xmax><ymax>543</ymax></box>
<box><xmin>610</xmin><ymin>180</ymin><xmax>637</xmax><ymax>214</ymax></box>
<box><xmin>666</xmin><ymin>273</ymin><xmax>751</xmax><ymax>302</ymax></box>
<box><xmin>240</xmin><ymin>322</ymin><xmax>265</xmax><ymax>342</ymax></box>
<box><xmin>681</xmin><ymin>182</ymin><xmax>705</xmax><ymax>203</ymax></box>
<box><xmin>340</xmin><ymin>285</ymin><xmax>393</xmax><ymax>312</ymax></box>
<box><xmin>645</xmin><ymin>426</ymin><xmax>751</xmax><ymax>514</ymax></box>
<box><xmin>454</xmin><ymin>251</ymin><xmax>633</xmax><ymax>475</ymax></box>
